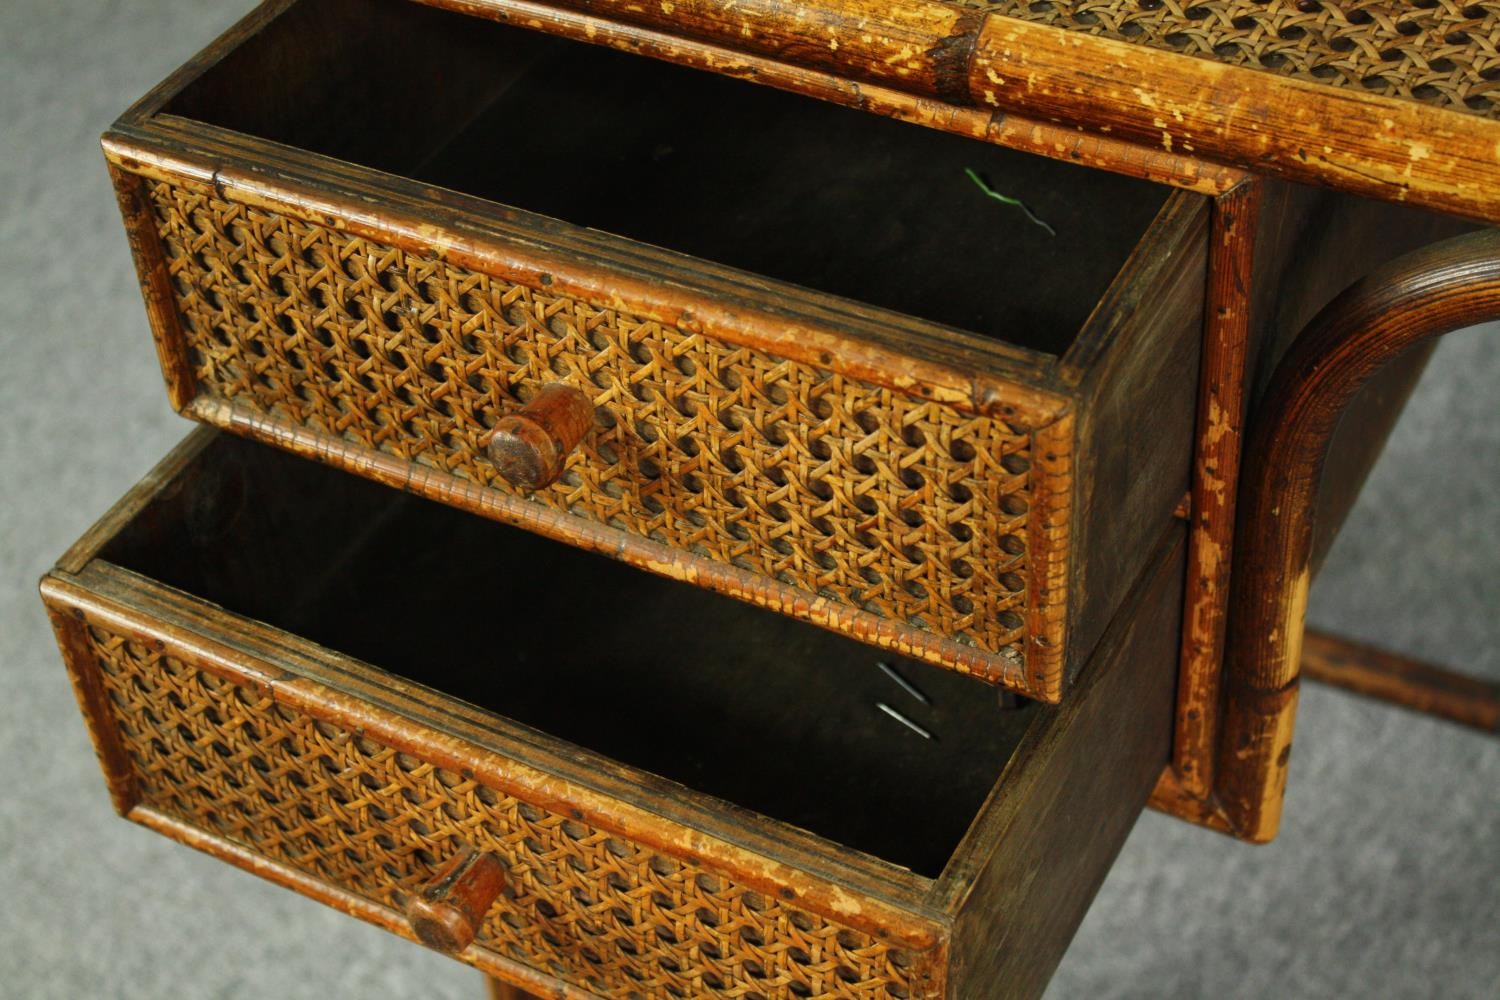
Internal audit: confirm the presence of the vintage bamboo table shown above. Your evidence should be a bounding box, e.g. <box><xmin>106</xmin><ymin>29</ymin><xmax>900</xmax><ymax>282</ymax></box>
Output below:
<box><xmin>44</xmin><ymin>0</ymin><xmax>1500</xmax><ymax>997</ymax></box>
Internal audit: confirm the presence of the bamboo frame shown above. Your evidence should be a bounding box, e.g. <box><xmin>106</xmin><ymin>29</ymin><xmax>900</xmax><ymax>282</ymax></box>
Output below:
<box><xmin>1217</xmin><ymin>228</ymin><xmax>1500</xmax><ymax>841</ymax></box>
<box><xmin>1302</xmin><ymin>629</ymin><xmax>1500</xmax><ymax>735</ymax></box>
<box><xmin>1170</xmin><ymin>178</ymin><xmax>1263</xmax><ymax>799</ymax></box>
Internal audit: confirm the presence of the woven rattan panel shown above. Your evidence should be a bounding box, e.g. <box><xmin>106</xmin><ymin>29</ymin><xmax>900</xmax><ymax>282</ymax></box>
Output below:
<box><xmin>85</xmin><ymin>624</ymin><xmax>941</xmax><ymax>999</ymax></box>
<box><xmin>148</xmin><ymin>177</ymin><xmax>1038</xmax><ymax>673</ymax></box>
<box><xmin>972</xmin><ymin>0</ymin><xmax>1500</xmax><ymax>118</ymax></box>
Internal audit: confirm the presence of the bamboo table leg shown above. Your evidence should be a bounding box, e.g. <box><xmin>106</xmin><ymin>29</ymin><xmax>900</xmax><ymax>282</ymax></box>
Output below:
<box><xmin>1301</xmin><ymin>629</ymin><xmax>1500</xmax><ymax>734</ymax></box>
<box><xmin>1220</xmin><ymin>229</ymin><xmax>1500</xmax><ymax>841</ymax></box>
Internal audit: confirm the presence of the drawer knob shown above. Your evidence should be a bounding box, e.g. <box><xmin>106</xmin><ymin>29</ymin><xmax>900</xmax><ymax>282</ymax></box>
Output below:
<box><xmin>405</xmin><ymin>848</ymin><xmax>506</xmax><ymax>953</ymax></box>
<box><xmin>486</xmin><ymin>384</ymin><xmax>594</xmax><ymax>490</ymax></box>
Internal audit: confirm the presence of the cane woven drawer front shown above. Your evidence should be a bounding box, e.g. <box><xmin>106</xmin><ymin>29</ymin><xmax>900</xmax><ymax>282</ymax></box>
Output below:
<box><xmin>147</xmin><ymin>175</ymin><xmax>1039</xmax><ymax>675</ymax></box>
<box><xmin>104</xmin><ymin>0</ymin><xmax>1206</xmax><ymax>700</ymax></box>
<box><xmin>45</xmin><ymin>430</ymin><xmax>1185</xmax><ymax>1000</ymax></box>
<box><xmin>77</xmin><ymin>629</ymin><xmax>937</xmax><ymax>998</ymax></box>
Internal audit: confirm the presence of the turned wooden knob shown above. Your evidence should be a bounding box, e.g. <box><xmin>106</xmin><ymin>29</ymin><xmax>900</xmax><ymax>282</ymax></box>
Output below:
<box><xmin>405</xmin><ymin>849</ymin><xmax>506</xmax><ymax>953</ymax></box>
<box><xmin>486</xmin><ymin>383</ymin><xmax>595</xmax><ymax>490</ymax></box>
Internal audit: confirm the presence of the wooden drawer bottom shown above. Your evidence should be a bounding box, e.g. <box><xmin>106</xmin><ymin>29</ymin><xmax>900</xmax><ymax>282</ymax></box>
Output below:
<box><xmin>44</xmin><ymin>430</ymin><xmax>1183</xmax><ymax>999</ymax></box>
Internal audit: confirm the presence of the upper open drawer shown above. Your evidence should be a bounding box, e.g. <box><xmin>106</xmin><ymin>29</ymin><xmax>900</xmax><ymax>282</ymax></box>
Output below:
<box><xmin>102</xmin><ymin>0</ymin><xmax>1206</xmax><ymax>701</ymax></box>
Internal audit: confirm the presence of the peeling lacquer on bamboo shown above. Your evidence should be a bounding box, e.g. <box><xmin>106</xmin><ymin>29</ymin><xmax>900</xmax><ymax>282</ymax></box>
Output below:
<box><xmin>967</xmin><ymin>19</ymin><xmax>1500</xmax><ymax>224</ymax></box>
<box><xmin>1170</xmin><ymin>179</ymin><xmax>1262</xmax><ymax>800</ymax></box>
<box><xmin>1220</xmin><ymin>229</ymin><xmax>1500</xmax><ymax>842</ymax></box>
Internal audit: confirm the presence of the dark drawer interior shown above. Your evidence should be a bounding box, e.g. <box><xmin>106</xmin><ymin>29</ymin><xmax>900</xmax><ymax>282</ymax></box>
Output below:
<box><xmin>99</xmin><ymin>433</ymin><xmax>1035</xmax><ymax>878</ymax></box>
<box><xmin>161</xmin><ymin>0</ymin><xmax>1171</xmax><ymax>356</ymax></box>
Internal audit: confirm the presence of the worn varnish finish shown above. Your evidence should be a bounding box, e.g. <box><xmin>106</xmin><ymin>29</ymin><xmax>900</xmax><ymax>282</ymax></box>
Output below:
<box><xmin>1155</xmin><ymin>180</ymin><xmax>1472</xmax><ymax>817</ymax></box>
<box><xmin>485</xmin><ymin>383</ymin><xmax>595</xmax><ymax>492</ymax></box>
<box><xmin>406</xmin><ymin>849</ymin><xmax>509</xmax><ymax>954</ymax></box>
<box><xmin>422</xmin><ymin>0</ymin><xmax>1500</xmax><ymax>224</ymax></box>
<box><xmin>1169</xmin><ymin>178</ymin><xmax>1261</xmax><ymax>800</ymax></box>
<box><xmin>975</xmin><ymin>0</ymin><xmax>1500</xmax><ymax>118</ymax></box>
<box><xmin>100</xmin><ymin>0</ymin><xmax>1209</xmax><ymax>700</ymax></box>
<box><xmin>1220</xmin><ymin>229</ymin><xmax>1500</xmax><ymax>842</ymax></box>
<box><xmin>965</xmin><ymin>18</ymin><xmax>1500</xmax><ymax>223</ymax></box>
<box><xmin>43</xmin><ymin>429</ymin><xmax>1186</xmax><ymax>999</ymax></box>
<box><xmin>1301</xmin><ymin>629</ymin><xmax>1500</xmax><ymax>735</ymax></box>
<box><xmin>946</xmin><ymin>534</ymin><xmax>1183</xmax><ymax>997</ymax></box>
<box><xmin>1057</xmin><ymin>197</ymin><xmax>1204</xmax><ymax>685</ymax></box>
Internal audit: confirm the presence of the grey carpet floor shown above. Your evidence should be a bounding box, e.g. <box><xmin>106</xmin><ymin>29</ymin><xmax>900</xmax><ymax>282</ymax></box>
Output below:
<box><xmin>2</xmin><ymin>2</ymin><xmax>1496</xmax><ymax>997</ymax></box>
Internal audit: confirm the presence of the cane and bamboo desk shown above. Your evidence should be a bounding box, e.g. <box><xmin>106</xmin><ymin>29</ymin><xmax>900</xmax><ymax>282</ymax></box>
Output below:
<box><xmin>44</xmin><ymin>1</ymin><xmax>1500</xmax><ymax>997</ymax></box>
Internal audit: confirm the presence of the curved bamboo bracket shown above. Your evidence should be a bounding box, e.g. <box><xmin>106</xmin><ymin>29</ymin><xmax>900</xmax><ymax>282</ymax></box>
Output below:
<box><xmin>1217</xmin><ymin>229</ymin><xmax>1500</xmax><ymax>842</ymax></box>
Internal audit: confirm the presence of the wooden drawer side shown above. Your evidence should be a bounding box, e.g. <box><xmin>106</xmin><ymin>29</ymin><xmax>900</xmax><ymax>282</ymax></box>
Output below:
<box><xmin>47</xmin><ymin>594</ymin><xmax>947</xmax><ymax>1000</ymax></box>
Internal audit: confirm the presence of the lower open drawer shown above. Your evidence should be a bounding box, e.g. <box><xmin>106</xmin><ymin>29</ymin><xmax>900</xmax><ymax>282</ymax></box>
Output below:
<box><xmin>43</xmin><ymin>429</ymin><xmax>1182</xmax><ymax>999</ymax></box>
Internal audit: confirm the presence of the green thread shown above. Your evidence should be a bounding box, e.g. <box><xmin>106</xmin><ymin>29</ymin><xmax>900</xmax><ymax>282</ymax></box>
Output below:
<box><xmin>964</xmin><ymin>168</ymin><xmax>1057</xmax><ymax>237</ymax></box>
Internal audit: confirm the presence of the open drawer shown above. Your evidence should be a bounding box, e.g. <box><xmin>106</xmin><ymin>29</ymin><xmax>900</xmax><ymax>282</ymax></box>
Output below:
<box><xmin>44</xmin><ymin>430</ymin><xmax>1183</xmax><ymax>999</ymax></box>
<box><xmin>102</xmin><ymin>0</ymin><xmax>1205</xmax><ymax>699</ymax></box>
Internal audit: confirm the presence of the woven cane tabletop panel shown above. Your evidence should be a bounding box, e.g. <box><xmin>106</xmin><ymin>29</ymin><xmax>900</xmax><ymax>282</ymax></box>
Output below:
<box><xmin>976</xmin><ymin>0</ymin><xmax>1500</xmax><ymax>118</ymax></box>
<box><xmin>84</xmin><ymin>624</ymin><xmax>942</xmax><ymax>999</ymax></box>
<box><xmin>147</xmin><ymin>176</ymin><xmax>1045</xmax><ymax>679</ymax></box>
